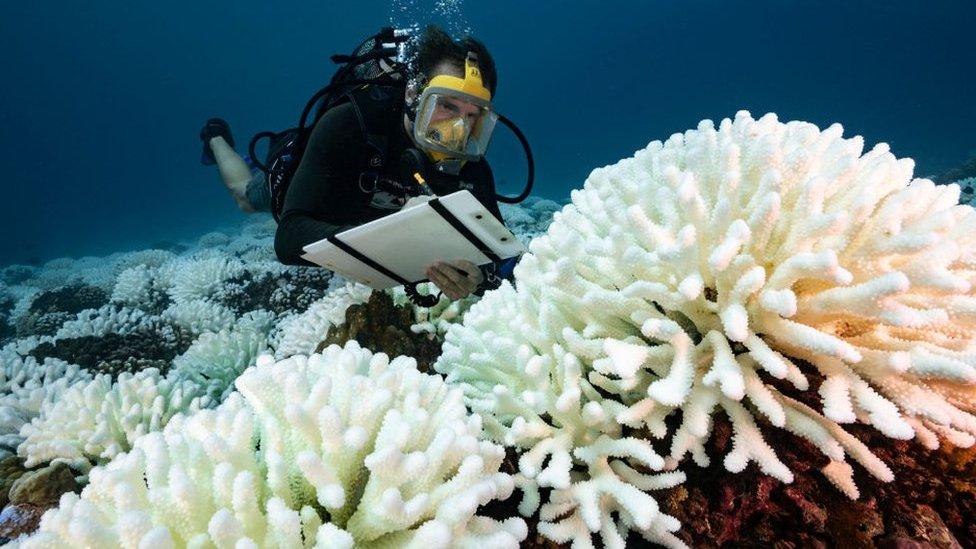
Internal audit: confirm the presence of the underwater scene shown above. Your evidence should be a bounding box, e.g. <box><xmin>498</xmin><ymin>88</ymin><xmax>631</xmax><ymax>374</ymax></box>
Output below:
<box><xmin>0</xmin><ymin>0</ymin><xmax>974</xmax><ymax>547</ymax></box>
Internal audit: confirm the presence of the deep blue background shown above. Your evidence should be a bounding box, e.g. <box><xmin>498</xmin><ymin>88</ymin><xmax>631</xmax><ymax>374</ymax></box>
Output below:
<box><xmin>1</xmin><ymin>0</ymin><xmax>974</xmax><ymax>266</ymax></box>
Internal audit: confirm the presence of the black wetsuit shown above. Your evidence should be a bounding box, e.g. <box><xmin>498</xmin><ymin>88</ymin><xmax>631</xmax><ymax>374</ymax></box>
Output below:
<box><xmin>274</xmin><ymin>93</ymin><xmax>512</xmax><ymax>296</ymax></box>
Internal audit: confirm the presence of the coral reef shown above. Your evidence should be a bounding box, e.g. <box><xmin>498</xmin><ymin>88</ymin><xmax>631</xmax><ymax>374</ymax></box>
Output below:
<box><xmin>28</xmin><ymin>321</ymin><xmax>196</xmax><ymax>376</ymax></box>
<box><xmin>14</xmin><ymin>342</ymin><xmax>526</xmax><ymax>548</ymax></box>
<box><xmin>320</xmin><ymin>290</ymin><xmax>451</xmax><ymax>373</ymax></box>
<box><xmin>23</xmin><ymin>285</ymin><xmax>108</xmax><ymax>319</ymax></box>
<box><xmin>0</xmin><ymin>357</ymin><xmax>92</xmax><ymax>451</ymax></box>
<box><xmin>436</xmin><ymin>111</ymin><xmax>976</xmax><ymax>547</ymax></box>
<box><xmin>17</xmin><ymin>368</ymin><xmax>207</xmax><ymax>472</ymax></box>
<box><xmin>110</xmin><ymin>264</ymin><xmax>171</xmax><ymax>314</ymax></box>
<box><xmin>0</xmin><ymin>462</ymin><xmax>81</xmax><ymax>539</ymax></box>
<box><xmin>213</xmin><ymin>265</ymin><xmax>334</xmax><ymax>316</ymax></box>
<box><xmin>1</xmin><ymin>118</ymin><xmax>972</xmax><ymax>548</ymax></box>
<box><xmin>15</xmin><ymin>285</ymin><xmax>108</xmax><ymax>338</ymax></box>
<box><xmin>953</xmin><ymin>176</ymin><xmax>976</xmax><ymax>207</ymax></box>
<box><xmin>935</xmin><ymin>156</ymin><xmax>976</xmax><ymax>185</ymax></box>
<box><xmin>657</xmin><ymin>415</ymin><xmax>976</xmax><ymax>547</ymax></box>
<box><xmin>169</xmin><ymin>318</ymin><xmax>272</xmax><ymax>401</ymax></box>
<box><xmin>272</xmin><ymin>281</ymin><xmax>375</xmax><ymax>359</ymax></box>
<box><xmin>498</xmin><ymin>197</ymin><xmax>566</xmax><ymax>245</ymax></box>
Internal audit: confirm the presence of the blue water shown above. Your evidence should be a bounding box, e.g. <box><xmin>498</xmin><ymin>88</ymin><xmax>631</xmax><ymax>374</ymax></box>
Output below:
<box><xmin>1</xmin><ymin>0</ymin><xmax>973</xmax><ymax>266</ymax></box>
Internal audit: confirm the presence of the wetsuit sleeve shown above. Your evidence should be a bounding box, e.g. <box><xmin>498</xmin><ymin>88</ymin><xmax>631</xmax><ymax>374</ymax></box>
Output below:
<box><xmin>467</xmin><ymin>162</ymin><xmax>522</xmax><ymax>297</ymax></box>
<box><xmin>274</xmin><ymin>105</ymin><xmax>366</xmax><ymax>266</ymax></box>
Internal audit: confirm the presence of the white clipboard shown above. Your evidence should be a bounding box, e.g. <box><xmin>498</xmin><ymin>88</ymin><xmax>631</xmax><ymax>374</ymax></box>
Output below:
<box><xmin>301</xmin><ymin>190</ymin><xmax>526</xmax><ymax>289</ymax></box>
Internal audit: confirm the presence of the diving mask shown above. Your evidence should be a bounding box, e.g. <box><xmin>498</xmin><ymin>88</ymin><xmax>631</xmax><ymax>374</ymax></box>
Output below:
<box><xmin>412</xmin><ymin>52</ymin><xmax>498</xmax><ymax>162</ymax></box>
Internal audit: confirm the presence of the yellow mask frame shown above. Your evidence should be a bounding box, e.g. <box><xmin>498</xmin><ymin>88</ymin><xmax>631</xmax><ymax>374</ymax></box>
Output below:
<box><xmin>412</xmin><ymin>53</ymin><xmax>497</xmax><ymax>163</ymax></box>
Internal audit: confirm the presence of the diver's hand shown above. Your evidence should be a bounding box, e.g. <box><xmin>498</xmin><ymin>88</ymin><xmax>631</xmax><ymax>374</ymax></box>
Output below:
<box><xmin>424</xmin><ymin>260</ymin><xmax>484</xmax><ymax>301</ymax></box>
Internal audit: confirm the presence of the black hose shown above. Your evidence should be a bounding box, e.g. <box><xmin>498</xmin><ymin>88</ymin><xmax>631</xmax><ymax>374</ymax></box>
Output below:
<box><xmin>247</xmin><ymin>131</ymin><xmax>280</xmax><ymax>174</ymax></box>
<box><xmin>404</xmin><ymin>282</ymin><xmax>442</xmax><ymax>307</ymax></box>
<box><xmin>494</xmin><ymin>113</ymin><xmax>535</xmax><ymax>204</ymax></box>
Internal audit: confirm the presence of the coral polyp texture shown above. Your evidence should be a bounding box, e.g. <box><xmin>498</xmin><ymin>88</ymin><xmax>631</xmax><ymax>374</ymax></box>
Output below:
<box><xmin>435</xmin><ymin>111</ymin><xmax>976</xmax><ymax>547</ymax></box>
<box><xmin>15</xmin><ymin>341</ymin><xmax>526</xmax><ymax>548</ymax></box>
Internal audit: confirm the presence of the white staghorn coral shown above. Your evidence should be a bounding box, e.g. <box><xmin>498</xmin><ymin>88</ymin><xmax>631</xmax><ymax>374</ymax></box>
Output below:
<box><xmin>14</xmin><ymin>394</ymin><xmax>278</xmax><ymax>548</ymax></box>
<box><xmin>161</xmin><ymin>298</ymin><xmax>237</xmax><ymax>335</ymax></box>
<box><xmin>437</xmin><ymin>283</ymin><xmax>688</xmax><ymax>549</ymax></box>
<box><xmin>272</xmin><ymin>280</ymin><xmax>374</xmax><ymax>359</ymax></box>
<box><xmin>0</xmin><ymin>356</ymin><xmax>92</xmax><ymax>449</ymax></box>
<box><xmin>388</xmin><ymin>282</ymin><xmax>478</xmax><ymax>337</ymax></box>
<box><xmin>236</xmin><ymin>341</ymin><xmax>526</xmax><ymax>547</ymax></box>
<box><xmin>112</xmin><ymin>248</ymin><xmax>177</xmax><ymax>272</ymax></box>
<box><xmin>435</xmin><ymin>111</ymin><xmax>976</xmax><ymax>547</ymax></box>
<box><xmin>165</xmin><ymin>256</ymin><xmax>245</xmax><ymax>304</ymax></box>
<box><xmin>17</xmin><ymin>368</ymin><xmax>208</xmax><ymax>472</ymax></box>
<box><xmin>54</xmin><ymin>304</ymin><xmax>149</xmax><ymax>340</ymax></box>
<box><xmin>16</xmin><ymin>341</ymin><xmax>525</xmax><ymax>548</ymax></box>
<box><xmin>170</xmin><ymin>322</ymin><xmax>271</xmax><ymax>402</ymax></box>
<box><xmin>110</xmin><ymin>264</ymin><xmax>156</xmax><ymax>307</ymax></box>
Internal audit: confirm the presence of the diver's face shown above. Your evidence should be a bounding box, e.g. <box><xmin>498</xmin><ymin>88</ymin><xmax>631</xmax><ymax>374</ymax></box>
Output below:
<box><xmin>430</xmin><ymin>95</ymin><xmax>481</xmax><ymax>124</ymax></box>
<box><xmin>426</xmin><ymin>60</ymin><xmax>482</xmax><ymax>129</ymax></box>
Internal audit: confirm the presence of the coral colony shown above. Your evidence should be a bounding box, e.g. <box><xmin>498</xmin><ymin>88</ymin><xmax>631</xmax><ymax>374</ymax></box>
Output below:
<box><xmin>1</xmin><ymin>112</ymin><xmax>974</xmax><ymax>548</ymax></box>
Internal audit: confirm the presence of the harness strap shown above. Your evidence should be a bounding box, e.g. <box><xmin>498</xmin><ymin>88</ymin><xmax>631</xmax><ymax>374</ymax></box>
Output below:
<box><xmin>345</xmin><ymin>89</ymin><xmax>390</xmax><ymax>168</ymax></box>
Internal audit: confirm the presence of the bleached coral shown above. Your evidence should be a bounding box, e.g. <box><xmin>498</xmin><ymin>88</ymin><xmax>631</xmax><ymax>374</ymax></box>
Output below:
<box><xmin>30</xmin><ymin>258</ymin><xmax>79</xmax><ymax>290</ymax></box>
<box><xmin>388</xmin><ymin>282</ymin><xmax>477</xmax><ymax>337</ymax></box>
<box><xmin>273</xmin><ymin>280</ymin><xmax>374</xmax><ymax>359</ymax></box>
<box><xmin>112</xmin><ymin>248</ymin><xmax>177</xmax><ymax>272</ymax></box>
<box><xmin>54</xmin><ymin>304</ymin><xmax>149</xmax><ymax>340</ymax></box>
<box><xmin>161</xmin><ymin>298</ymin><xmax>236</xmax><ymax>335</ymax></box>
<box><xmin>170</xmin><ymin>322</ymin><xmax>270</xmax><ymax>402</ymax></box>
<box><xmin>0</xmin><ymin>356</ymin><xmax>92</xmax><ymax>449</ymax></box>
<box><xmin>499</xmin><ymin>197</ymin><xmax>565</xmax><ymax>244</ymax></box>
<box><xmin>220</xmin><ymin>224</ymin><xmax>278</xmax><ymax>260</ymax></box>
<box><xmin>241</xmin><ymin>215</ymin><xmax>277</xmax><ymax>239</ymax></box>
<box><xmin>69</xmin><ymin>256</ymin><xmax>120</xmax><ymax>291</ymax></box>
<box><xmin>24</xmin><ymin>256</ymin><xmax>118</xmax><ymax>291</ymax></box>
<box><xmin>198</xmin><ymin>231</ymin><xmax>232</xmax><ymax>248</ymax></box>
<box><xmin>110</xmin><ymin>265</ymin><xmax>156</xmax><ymax>307</ymax></box>
<box><xmin>436</xmin><ymin>111</ymin><xmax>976</xmax><ymax>546</ymax></box>
<box><xmin>17</xmin><ymin>368</ymin><xmax>208</xmax><ymax>472</ymax></box>
<box><xmin>17</xmin><ymin>341</ymin><xmax>525</xmax><ymax>548</ymax></box>
<box><xmin>0</xmin><ymin>337</ymin><xmax>48</xmax><ymax>363</ymax></box>
<box><xmin>235</xmin><ymin>245</ymin><xmax>279</xmax><ymax>263</ymax></box>
<box><xmin>14</xmin><ymin>395</ymin><xmax>277</xmax><ymax>548</ymax></box>
<box><xmin>438</xmin><ymin>284</ymin><xmax>687</xmax><ymax>548</ymax></box>
<box><xmin>6</xmin><ymin>287</ymin><xmax>41</xmax><ymax>325</ymax></box>
<box><xmin>235</xmin><ymin>309</ymin><xmax>277</xmax><ymax>335</ymax></box>
<box><xmin>165</xmin><ymin>256</ymin><xmax>245</xmax><ymax>304</ymax></box>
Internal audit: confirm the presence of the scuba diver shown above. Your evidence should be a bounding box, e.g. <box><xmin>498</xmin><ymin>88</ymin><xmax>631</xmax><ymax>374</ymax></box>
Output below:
<box><xmin>199</xmin><ymin>25</ymin><xmax>534</xmax><ymax>304</ymax></box>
